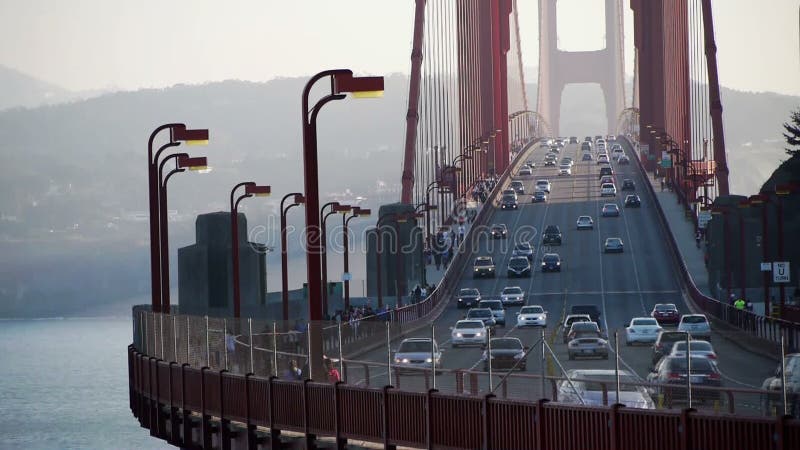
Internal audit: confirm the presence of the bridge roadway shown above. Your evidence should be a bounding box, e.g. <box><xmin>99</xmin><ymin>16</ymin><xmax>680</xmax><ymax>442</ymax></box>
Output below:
<box><xmin>346</xmin><ymin>139</ymin><xmax>775</xmax><ymax>410</ymax></box>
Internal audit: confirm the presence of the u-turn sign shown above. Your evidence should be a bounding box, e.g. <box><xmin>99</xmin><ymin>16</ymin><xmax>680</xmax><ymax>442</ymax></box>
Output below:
<box><xmin>773</xmin><ymin>262</ymin><xmax>790</xmax><ymax>283</ymax></box>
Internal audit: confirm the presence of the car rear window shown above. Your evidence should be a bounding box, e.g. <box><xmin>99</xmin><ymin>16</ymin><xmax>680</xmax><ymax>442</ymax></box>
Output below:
<box><xmin>673</xmin><ymin>341</ymin><xmax>712</xmax><ymax>352</ymax></box>
<box><xmin>659</xmin><ymin>332</ymin><xmax>686</xmax><ymax>343</ymax></box>
<box><xmin>572</xmin><ymin>322</ymin><xmax>599</xmax><ymax>331</ymax></box>
<box><xmin>668</xmin><ymin>357</ymin><xmax>714</xmax><ymax>371</ymax></box>
<box><xmin>479</xmin><ymin>301</ymin><xmax>502</xmax><ymax>310</ymax></box>
<box><xmin>491</xmin><ymin>339</ymin><xmax>521</xmax><ymax>350</ymax></box>
<box><xmin>461</xmin><ymin>288</ymin><xmax>479</xmax><ymax>296</ymax></box>
<box><xmin>632</xmin><ymin>319</ymin><xmax>658</xmax><ymax>326</ymax></box>
<box><xmin>683</xmin><ymin>316</ymin><xmax>707</xmax><ymax>324</ymax></box>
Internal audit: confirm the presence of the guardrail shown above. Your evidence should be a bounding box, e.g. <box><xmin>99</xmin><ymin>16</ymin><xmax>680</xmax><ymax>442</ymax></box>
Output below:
<box><xmin>129</xmin><ymin>345</ymin><xmax>800</xmax><ymax>450</ymax></box>
<box><xmin>622</xmin><ymin>136</ymin><xmax>800</xmax><ymax>352</ymax></box>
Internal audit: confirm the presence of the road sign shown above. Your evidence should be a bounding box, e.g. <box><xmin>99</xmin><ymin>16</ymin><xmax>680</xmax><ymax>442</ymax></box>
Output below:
<box><xmin>760</xmin><ymin>262</ymin><xmax>772</xmax><ymax>272</ymax></box>
<box><xmin>342</xmin><ymin>272</ymin><xmax>352</xmax><ymax>281</ymax></box>
<box><xmin>773</xmin><ymin>262</ymin><xmax>790</xmax><ymax>283</ymax></box>
<box><xmin>697</xmin><ymin>211</ymin><xmax>712</xmax><ymax>229</ymax></box>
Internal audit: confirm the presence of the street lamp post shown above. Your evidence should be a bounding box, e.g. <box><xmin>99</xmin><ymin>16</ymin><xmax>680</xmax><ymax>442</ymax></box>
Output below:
<box><xmin>280</xmin><ymin>192</ymin><xmax>305</xmax><ymax>321</ymax></box>
<box><xmin>736</xmin><ymin>200</ymin><xmax>750</xmax><ymax>301</ymax></box>
<box><xmin>343</xmin><ymin>207</ymin><xmax>371</xmax><ymax>310</ymax></box>
<box><xmin>301</xmin><ymin>69</ymin><xmax>383</xmax><ymax>380</ymax></box>
<box><xmin>158</xmin><ymin>153</ymin><xmax>208</xmax><ymax>314</ymax></box>
<box><xmin>230</xmin><ymin>182</ymin><xmax>271</xmax><ymax>318</ymax></box>
<box><xmin>147</xmin><ymin>124</ymin><xmax>208</xmax><ymax>312</ymax></box>
<box><xmin>749</xmin><ymin>194</ymin><xmax>770</xmax><ymax>313</ymax></box>
<box><xmin>322</xmin><ymin>204</ymin><xmax>352</xmax><ymax>317</ymax></box>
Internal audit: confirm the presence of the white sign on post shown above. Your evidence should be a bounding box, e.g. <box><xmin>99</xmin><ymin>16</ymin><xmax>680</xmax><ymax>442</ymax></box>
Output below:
<box><xmin>773</xmin><ymin>262</ymin><xmax>790</xmax><ymax>283</ymax></box>
<box><xmin>698</xmin><ymin>211</ymin><xmax>712</xmax><ymax>229</ymax></box>
<box><xmin>760</xmin><ymin>262</ymin><xmax>772</xmax><ymax>272</ymax></box>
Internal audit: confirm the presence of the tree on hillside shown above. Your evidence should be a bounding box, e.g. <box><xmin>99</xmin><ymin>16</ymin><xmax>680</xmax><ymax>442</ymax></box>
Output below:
<box><xmin>784</xmin><ymin>107</ymin><xmax>800</xmax><ymax>156</ymax></box>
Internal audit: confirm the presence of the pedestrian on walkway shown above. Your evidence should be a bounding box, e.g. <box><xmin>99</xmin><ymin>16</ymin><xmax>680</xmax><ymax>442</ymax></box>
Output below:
<box><xmin>695</xmin><ymin>231</ymin><xmax>701</xmax><ymax>248</ymax></box>
<box><xmin>660</xmin><ymin>178</ymin><xmax>665</xmax><ymax>191</ymax></box>
<box><xmin>420</xmin><ymin>285</ymin><xmax>427</xmax><ymax>300</ymax></box>
<box><xmin>324</xmin><ymin>357</ymin><xmax>341</xmax><ymax>383</ymax></box>
<box><xmin>283</xmin><ymin>359</ymin><xmax>303</xmax><ymax>380</ymax></box>
<box><xmin>734</xmin><ymin>298</ymin><xmax>746</xmax><ymax>310</ymax></box>
<box><xmin>458</xmin><ymin>224</ymin><xmax>465</xmax><ymax>243</ymax></box>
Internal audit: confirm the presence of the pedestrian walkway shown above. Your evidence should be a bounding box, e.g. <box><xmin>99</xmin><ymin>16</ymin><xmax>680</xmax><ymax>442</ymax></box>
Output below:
<box><xmin>424</xmin><ymin>201</ymin><xmax>484</xmax><ymax>286</ymax></box>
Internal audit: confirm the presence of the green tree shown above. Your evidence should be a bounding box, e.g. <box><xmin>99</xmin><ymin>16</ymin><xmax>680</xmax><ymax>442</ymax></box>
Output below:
<box><xmin>784</xmin><ymin>107</ymin><xmax>800</xmax><ymax>156</ymax></box>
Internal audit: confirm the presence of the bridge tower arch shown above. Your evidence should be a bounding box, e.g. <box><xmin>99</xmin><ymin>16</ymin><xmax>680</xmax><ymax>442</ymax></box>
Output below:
<box><xmin>537</xmin><ymin>0</ymin><xmax>626</xmax><ymax>135</ymax></box>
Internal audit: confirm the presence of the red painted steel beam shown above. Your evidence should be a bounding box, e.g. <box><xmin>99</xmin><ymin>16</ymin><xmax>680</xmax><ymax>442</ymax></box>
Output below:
<box><xmin>400</xmin><ymin>0</ymin><xmax>428</xmax><ymax>204</ymax></box>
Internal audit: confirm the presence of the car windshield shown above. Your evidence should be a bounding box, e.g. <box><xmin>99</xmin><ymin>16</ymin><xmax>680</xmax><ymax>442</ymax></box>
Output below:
<box><xmin>511</xmin><ymin>181</ymin><xmax>522</xmax><ymax>187</ymax></box>
<box><xmin>502</xmin><ymin>195</ymin><xmax>516</xmax><ymax>202</ymax></box>
<box><xmin>683</xmin><ymin>316</ymin><xmax>707</xmax><ymax>324</ymax></box>
<box><xmin>455</xmin><ymin>321</ymin><xmax>484</xmax><ymax>329</ymax></box>
<box><xmin>602</xmin><ymin>184</ymin><xmax>614</xmax><ymax>189</ymax></box>
<box><xmin>535</xmin><ymin>191</ymin><xmax>545</xmax><ymax>197</ymax></box>
<box><xmin>460</xmin><ymin>288</ymin><xmax>479</xmax><ymax>296</ymax></box>
<box><xmin>659</xmin><ymin>332</ymin><xmax>687</xmax><ymax>343</ymax></box>
<box><xmin>668</xmin><ymin>357</ymin><xmax>714</xmax><ymax>371</ymax></box>
<box><xmin>543</xmin><ymin>254</ymin><xmax>559</xmax><ymax>262</ymax></box>
<box><xmin>398</xmin><ymin>341</ymin><xmax>433</xmax><ymax>353</ymax></box>
<box><xmin>503</xmin><ymin>287</ymin><xmax>523</xmax><ymax>295</ymax></box>
<box><xmin>632</xmin><ymin>319</ymin><xmax>658</xmax><ymax>326</ymax></box>
<box><xmin>603</xmin><ymin>204</ymin><xmax>617</xmax><ymax>210</ymax></box>
<box><xmin>515</xmin><ymin>244</ymin><xmax>532</xmax><ymax>251</ymax></box>
<box><xmin>491</xmin><ymin>339</ymin><xmax>522</xmax><ymax>350</ymax></box>
<box><xmin>509</xmin><ymin>259</ymin><xmax>528</xmax><ymax>268</ymax></box>
<box><xmin>475</xmin><ymin>259</ymin><xmax>492</xmax><ymax>266</ymax></box>
<box><xmin>673</xmin><ymin>341</ymin><xmax>712</xmax><ymax>352</ymax></box>
<box><xmin>521</xmin><ymin>306</ymin><xmax>543</xmax><ymax>314</ymax></box>
<box><xmin>655</xmin><ymin>304</ymin><xmax>675</xmax><ymax>311</ymax></box>
<box><xmin>537</xmin><ymin>181</ymin><xmax>548</xmax><ymax>185</ymax></box>
<box><xmin>468</xmin><ymin>309</ymin><xmax>491</xmax><ymax>318</ymax></box>
<box><xmin>567</xmin><ymin>317</ymin><xmax>589</xmax><ymax>325</ymax></box>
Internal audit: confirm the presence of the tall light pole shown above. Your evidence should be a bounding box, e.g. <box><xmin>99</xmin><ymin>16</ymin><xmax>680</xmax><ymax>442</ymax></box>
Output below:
<box><xmin>343</xmin><ymin>207</ymin><xmax>371</xmax><ymax>310</ymax></box>
<box><xmin>158</xmin><ymin>153</ymin><xmax>208</xmax><ymax>314</ymax></box>
<box><xmin>147</xmin><ymin>124</ymin><xmax>208</xmax><ymax>312</ymax></box>
<box><xmin>301</xmin><ymin>69</ymin><xmax>383</xmax><ymax>381</ymax></box>
<box><xmin>230</xmin><ymin>182</ymin><xmax>271</xmax><ymax>318</ymax></box>
<box><xmin>322</xmin><ymin>203</ymin><xmax>352</xmax><ymax>317</ymax></box>
<box><xmin>280</xmin><ymin>192</ymin><xmax>304</xmax><ymax>321</ymax></box>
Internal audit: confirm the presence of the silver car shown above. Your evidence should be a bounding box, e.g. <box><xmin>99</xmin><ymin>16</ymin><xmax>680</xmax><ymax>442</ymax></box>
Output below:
<box><xmin>576</xmin><ymin>215</ymin><xmax>594</xmax><ymax>230</ymax></box>
<box><xmin>677</xmin><ymin>314</ymin><xmax>712</xmax><ymax>340</ymax></box>
<box><xmin>393</xmin><ymin>338</ymin><xmax>442</xmax><ymax>373</ymax></box>
<box><xmin>500</xmin><ymin>286</ymin><xmax>525</xmax><ymax>306</ymax></box>
<box><xmin>557</xmin><ymin>370</ymin><xmax>655</xmax><ymax>409</ymax></box>
<box><xmin>450</xmin><ymin>320</ymin><xmax>488</xmax><ymax>348</ymax></box>
<box><xmin>567</xmin><ymin>336</ymin><xmax>609</xmax><ymax>360</ymax></box>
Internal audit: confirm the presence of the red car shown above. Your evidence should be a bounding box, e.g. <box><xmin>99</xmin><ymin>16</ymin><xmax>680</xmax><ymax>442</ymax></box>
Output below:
<box><xmin>650</xmin><ymin>303</ymin><xmax>680</xmax><ymax>325</ymax></box>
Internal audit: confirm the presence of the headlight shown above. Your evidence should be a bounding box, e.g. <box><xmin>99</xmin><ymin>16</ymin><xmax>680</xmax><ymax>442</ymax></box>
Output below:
<box><xmin>489</xmin><ymin>268</ymin><xmax>494</xmax><ymax>271</ymax></box>
<box><xmin>395</xmin><ymin>358</ymin><xmax>409</xmax><ymax>364</ymax></box>
<box><xmin>474</xmin><ymin>268</ymin><xmax>479</xmax><ymax>271</ymax></box>
<box><xmin>455</xmin><ymin>332</ymin><xmax>463</xmax><ymax>337</ymax></box>
<box><xmin>475</xmin><ymin>332</ymin><xmax>483</xmax><ymax>337</ymax></box>
<box><xmin>514</xmin><ymin>353</ymin><xmax>524</xmax><ymax>359</ymax></box>
<box><xmin>556</xmin><ymin>261</ymin><xmax>561</xmax><ymax>265</ymax></box>
<box><xmin>425</xmin><ymin>358</ymin><xmax>433</xmax><ymax>363</ymax></box>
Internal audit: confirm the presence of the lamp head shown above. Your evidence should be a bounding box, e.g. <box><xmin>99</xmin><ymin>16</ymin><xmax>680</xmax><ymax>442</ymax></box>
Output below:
<box><xmin>178</xmin><ymin>156</ymin><xmax>209</xmax><ymax>171</ymax></box>
<box><xmin>294</xmin><ymin>194</ymin><xmax>306</xmax><ymax>204</ymax></box>
<box><xmin>356</xmin><ymin>208</ymin><xmax>372</xmax><ymax>217</ymax></box>
<box><xmin>246</xmin><ymin>185</ymin><xmax>271</xmax><ymax>197</ymax></box>
<box><xmin>173</xmin><ymin>125</ymin><xmax>210</xmax><ymax>146</ymax></box>
<box><xmin>333</xmin><ymin>72</ymin><xmax>385</xmax><ymax>99</ymax></box>
<box><xmin>333</xmin><ymin>204</ymin><xmax>352</xmax><ymax>213</ymax></box>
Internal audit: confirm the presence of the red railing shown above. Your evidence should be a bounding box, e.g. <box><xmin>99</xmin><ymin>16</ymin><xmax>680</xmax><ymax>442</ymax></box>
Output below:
<box><xmin>623</xmin><ymin>136</ymin><xmax>800</xmax><ymax>352</ymax></box>
<box><xmin>129</xmin><ymin>346</ymin><xmax>799</xmax><ymax>449</ymax></box>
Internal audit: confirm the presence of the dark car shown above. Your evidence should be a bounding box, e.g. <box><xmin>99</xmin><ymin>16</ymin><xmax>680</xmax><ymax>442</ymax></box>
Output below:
<box><xmin>507</xmin><ymin>256</ymin><xmax>532</xmax><ymax>278</ymax></box>
<box><xmin>621</xmin><ymin>179</ymin><xmax>636</xmax><ymax>191</ymax></box>
<box><xmin>473</xmin><ymin>256</ymin><xmax>496</xmax><ymax>278</ymax></box>
<box><xmin>541</xmin><ymin>253</ymin><xmax>561</xmax><ymax>272</ymax></box>
<box><xmin>512</xmin><ymin>242</ymin><xmax>535</xmax><ymax>260</ymax></box>
<box><xmin>491</xmin><ymin>224</ymin><xmax>508</xmax><ymax>239</ymax></box>
<box><xmin>570</xmin><ymin>305</ymin><xmax>602</xmax><ymax>325</ymax></box>
<box><xmin>500</xmin><ymin>195</ymin><xmax>519</xmax><ymax>210</ymax></box>
<box><xmin>647</xmin><ymin>356</ymin><xmax>722</xmax><ymax>402</ymax></box>
<box><xmin>599</xmin><ymin>166</ymin><xmax>614</xmax><ymax>178</ymax></box>
<box><xmin>624</xmin><ymin>195</ymin><xmax>641</xmax><ymax>208</ymax></box>
<box><xmin>650</xmin><ymin>303</ymin><xmax>680</xmax><ymax>325</ymax></box>
<box><xmin>466</xmin><ymin>308</ymin><xmax>497</xmax><ymax>333</ymax></box>
<box><xmin>457</xmin><ymin>287</ymin><xmax>481</xmax><ymax>309</ymax></box>
<box><xmin>761</xmin><ymin>354</ymin><xmax>800</xmax><ymax>417</ymax></box>
<box><xmin>542</xmin><ymin>225</ymin><xmax>562</xmax><ymax>245</ymax></box>
<box><xmin>581</xmin><ymin>142</ymin><xmax>592</xmax><ymax>152</ymax></box>
<box><xmin>651</xmin><ymin>330</ymin><xmax>690</xmax><ymax>365</ymax></box>
<box><xmin>484</xmin><ymin>337</ymin><xmax>527</xmax><ymax>371</ymax></box>
<box><xmin>618</xmin><ymin>155</ymin><xmax>631</xmax><ymax>165</ymax></box>
<box><xmin>532</xmin><ymin>190</ymin><xmax>547</xmax><ymax>203</ymax></box>
<box><xmin>601</xmin><ymin>203</ymin><xmax>620</xmax><ymax>217</ymax></box>
<box><xmin>582</xmin><ymin>152</ymin><xmax>593</xmax><ymax>161</ymax></box>
<box><xmin>569</xmin><ymin>136</ymin><xmax>578</xmax><ymax>144</ymax></box>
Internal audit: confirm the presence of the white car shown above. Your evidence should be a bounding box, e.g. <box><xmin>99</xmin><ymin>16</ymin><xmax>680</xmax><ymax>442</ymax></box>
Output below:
<box><xmin>677</xmin><ymin>314</ymin><xmax>712</xmax><ymax>340</ymax></box>
<box><xmin>500</xmin><ymin>286</ymin><xmax>525</xmax><ymax>306</ymax></box>
<box><xmin>576</xmin><ymin>215</ymin><xmax>594</xmax><ymax>230</ymax></box>
<box><xmin>519</xmin><ymin>166</ymin><xmax>533</xmax><ymax>176</ymax></box>
<box><xmin>669</xmin><ymin>340</ymin><xmax>717</xmax><ymax>361</ymax></box>
<box><xmin>535</xmin><ymin>179</ymin><xmax>551</xmax><ymax>193</ymax></box>
<box><xmin>597</xmin><ymin>154</ymin><xmax>610</xmax><ymax>165</ymax></box>
<box><xmin>451</xmin><ymin>320</ymin><xmax>488</xmax><ymax>348</ymax></box>
<box><xmin>557</xmin><ymin>370</ymin><xmax>655</xmax><ymax>409</ymax></box>
<box><xmin>559</xmin><ymin>165</ymin><xmax>572</xmax><ymax>176</ymax></box>
<box><xmin>393</xmin><ymin>338</ymin><xmax>442</xmax><ymax>372</ymax></box>
<box><xmin>625</xmin><ymin>317</ymin><xmax>663</xmax><ymax>345</ymax></box>
<box><xmin>600</xmin><ymin>183</ymin><xmax>617</xmax><ymax>197</ymax></box>
<box><xmin>517</xmin><ymin>305</ymin><xmax>547</xmax><ymax>327</ymax></box>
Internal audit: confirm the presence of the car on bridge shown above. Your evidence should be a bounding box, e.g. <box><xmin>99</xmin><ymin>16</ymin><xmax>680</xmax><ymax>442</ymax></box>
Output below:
<box><xmin>601</xmin><ymin>183</ymin><xmax>617</xmax><ymax>197</ymax></box>
<box><xmin>601</xmin><ymin>203</ymin><xmax>620</xmax><ymax>217</ymax></box>
<box><xmin>542</xmin><ymin>225</ymin><xmax>562</xmax><ymax>245</ymax></box>
<box><xmin>561</xmin><ymin>315</ymin><xmax>591</xmax><ymax>342</ymax></box>
<box><xmin>506</xmin><ymin>257</ymin><xmax>531</xmax><ymax>278</ymax></box>
<box><xmin>567</xmin><ymin>336</ymin><xmax>609</xmax><ymax>360</ymax></box>
<box><xmin>532</xmin><ymin>190</ymin><xmax>547</xmax><ymax>203</ymax></box>
<box><xmin>566</xmin><ymin>321</ymin><xmax>603</xmax><ymax>342</ymax></box>
<box><xmin>517</xmin><ymin>305</ymin><xmax>547</xmax><ymax>327</ymax></box>
<box><xmin>761</xmin><ymin>354</ymin><xmax>800</xmax><ymax>417</ymax></box>
<box><xmin>457</xmin><ymin>287</ymin><xmax>482</xmax><ymax>309</ymax></box>
<box><xmin>519</xmin><ymin>166</ymin><xmax>533</xmax><ymax>176</ymax></box>
<box><xmin>502</xmin><ymin>189</ymin><xmax>517</xmax><ymax>200</ymax></box>
<box><xmin>544</xmin><ymin>158</ymin><xmax>557</xmax><ymax>166</ymax></box>
<box><xmin>677</xmin><ymin>314</ymin><xmax>712</xmax><ymax>340</ymax></box>
<box><xmin>581</xmin><ymin>141</ymin><xmax>593</xmax><ymax>152</ymax></box>
<box><xmin>604</xmin><ymin>237</ymin><xmax>624</xmax><ymax>253</ymax></box>
<box><xmin>466</xmin><ymin>308</ymin><xmax>497</xmax><ymax>333</ymax></box>
<box><xmin>621</xmin><ymin>179</ymin><xmax>636</xmax><ymax>191</ymax></box>
<box><xmin>570</xmin><ymin>305</ymin><xmax>602</xmax><ymax>325</ymax></box>
<box><xmin>597</xmin><ymin>154</ymin><xmax>610</xmax><ymax>164</ymax></box>
<box><xmin>559</xmin><ymin>165</ymin><xmax>572</xmax><ymax>176</ymax></box>
<box><xmin>647</xmin><ymin>356</ymin><xmax>722</xmax><ymax>402</ymax></box>
<box><xmin>599</xmin><ymin>166</ymin><xmax>614</xmax><ymax>178</ymax></box>
<box><xmin>651</xmin><ymin>330</ymin><xmax>690</xmax><ymax>365</ymax></box>
<box><xmin>510</xmin><ymin>180</ymin><xmax>525</xmax><ymax>195</ymax></box>
<box><xmin>491</xmin><ymin>224</ymin><xmax>508</xmax><ymax>239</ymax></box>
<box><xmin>535</xmin><ymin>179</ymin><xmax>551</xmax><ymax>193</ymax></box>
<box><xmin>483</xmin><ymin>337</ymin><xmax>527</xmax><ymax>371</ymax></box>
<box><xmin>393</xmin><ymin>338</ymin><xmax>442</xmax><ymax>373</ymax></box>
<box><xmin>624</xmin><ymin>194</ymin><xmax>642</xmax><ymax>208</ymax></box>
<box><xmin>473</xmin><ymin>256</ymin><xmax>496</xmax><ymax>278</ymax></box>
<box><xmin>450</xmin><ymin>320</ymin><xmax>488</xmax><ymax>348</ymax></box>
<box><xmin>479</xmin><ymin>299</ymin><xmax>506</xmax><ymax>327</ymax></box>
<box><xmin>541</xmin><ymin>253</ymin><xmax>561</xmax><ymax>272</ymax></box>
<box><xmin>624</xmin><ymin>317</ymin><xmax>663</xmax><ymax>345</ymax></box>
<box><xmin>600</xmin><ymin>175</ymin><xmax>615</xmax><ymax>185</ymax></box>
<box><xmin>650</xmin><ymin>303</ymin><xmax>680</xmax><ymax>325</ymax></box>
<box><xmin>669</xmin><ymin>340</ymin><xmax>717</xmax><ymax>361</ymax></box>
<box><xmin>576</xmin><ymin>215</ymin><xmax>594</xmax><ymax>230</ymax></box>
<box><xmin>569</xmin><ymin>136</ymin><xmax>578</xmax><ymax>144</ymax></box>
<box><xmin>582</xmin><ymin>152</ymin><xmax>593</xmax><ymax>161</ymax></box>
<box><xmin>618</xmin><ymin>155</ymin><xmax>631</xmax><ymax>165</ymax></box>
<box><xmin>557</xmin><ymin>370</ymin><xmax>654</xmax><ymax>408</ymax></box>
<box><xmin>500</xmin><ymin>286</ymin><xmax>525</xmax><ymax>305</ymax></box>
<box><xmin>512</xmin><ymin>242</ymin><xmax>534</xmax><ymax>260</ymax></box>
<box><xmin>500</xmin><ymin>195</ymin><xmax>519</xmax><ymax>210</ymax></box>
<box><xmin>561</xmin><ymin>157</ymin><xmax>574</xmax><ymax>167</ymax></box>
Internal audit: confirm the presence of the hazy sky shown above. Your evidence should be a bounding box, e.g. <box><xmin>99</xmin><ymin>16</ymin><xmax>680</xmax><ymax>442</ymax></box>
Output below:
<box><xmin>1</xmin><ymin>0</ymin><xmax>798</xmax><ymax>96</ymax></box>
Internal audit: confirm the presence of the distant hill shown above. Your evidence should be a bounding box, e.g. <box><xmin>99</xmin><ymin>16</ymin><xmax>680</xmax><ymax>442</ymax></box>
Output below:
<box><xmin>0</xmin><ymin>65</ymin><xmax>110</xmax><ymax>111</ymax></box>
